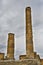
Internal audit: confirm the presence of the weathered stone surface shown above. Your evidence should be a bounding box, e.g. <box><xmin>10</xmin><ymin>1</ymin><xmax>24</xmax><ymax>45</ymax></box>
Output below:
<box><xmin>19</xmin><ymin>55</ymin><xmax>26</xmax><ymax>60</ymax></box>
<box><xmin>0</xmin><ymin>59</ymin><xmax>41</xmax><ymax>65</ymax></box>
<box><xmin>0</xmin><ymin>53</ymin><xmax>4</xmax><ymax>60</ymax></box>
<box><xmin>26</xmin><ymin>7</ymin><xmax>33</xmax><ymax>55</ymax></box>
<box><xmin>19</xmin><ymin>52</ymin><xmax>37</xmax><ymax>60</ymax></box>
<box><xmin>40</xmin><ymin>59</ymin><xmax>43</xmax><ymax>65</ymax></box>
<box><xmin>7</xmin><ymin>33</ymin><xmax>15</xmax><ymax>59</ymax></box>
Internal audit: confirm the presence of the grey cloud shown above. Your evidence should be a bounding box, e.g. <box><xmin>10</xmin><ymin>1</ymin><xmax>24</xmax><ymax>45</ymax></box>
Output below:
<box><xmin>0</xmin><ymin>43</ymin><xmax>6</xmax><ymax>53</ymax></box>
<box><xmin>15</xmin><ymin>50</ymin><xmax>25</xmax><ymax>56</ymax></box>
<box><xmin>29</xmin><ymin>0</ymin><xmax>43</xmax><ymax>28</ymax></box>
<box><xmin>30</xmin><ymin>0</ymin><xmax>43</xmax><ymax>7</ymax></box>
<box><xmin>0</xmin><ymin>0</ymin><xmax>29</xmax><ymax>39</ymax></box>
<box><xmin>33</xmin><ymin>28</ymin><xmax>43</xmax><ymax>57</ymax></box>
<box><xmin>15</xmin><ymin>49</ymin><xmax>26</xmax><ymax>59</ymax></box>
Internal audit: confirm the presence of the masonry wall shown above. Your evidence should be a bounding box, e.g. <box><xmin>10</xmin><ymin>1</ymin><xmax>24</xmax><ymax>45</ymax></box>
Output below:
<box><xmin>0</xmin><ymin>59</ymin><xmax>41</xmax><ymax>65</ymax></box>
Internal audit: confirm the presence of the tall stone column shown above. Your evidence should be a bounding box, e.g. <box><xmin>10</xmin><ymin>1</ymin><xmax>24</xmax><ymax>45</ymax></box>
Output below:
<box><xmin>26</xmin><ymin>7</ymin><xmax>33</xmax><ymax>55</ymax></box>
<box><xmin>7</xmin><ymin>33</ymin><xmax>14</xmax><ymax>59</ymax></box>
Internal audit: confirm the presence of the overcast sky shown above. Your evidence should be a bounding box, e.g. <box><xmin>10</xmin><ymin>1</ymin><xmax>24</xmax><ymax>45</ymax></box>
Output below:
<box><xmin>0</xmin><ymin>0</ymin><xmax>43</xmax><ymax>59</ymax></box>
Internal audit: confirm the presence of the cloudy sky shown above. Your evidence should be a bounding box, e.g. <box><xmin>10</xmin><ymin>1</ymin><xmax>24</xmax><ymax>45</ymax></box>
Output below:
<box><xmin>0</xmin><ymin>0</ymin><xmax>43</xmax><ymax>59</ymax></box>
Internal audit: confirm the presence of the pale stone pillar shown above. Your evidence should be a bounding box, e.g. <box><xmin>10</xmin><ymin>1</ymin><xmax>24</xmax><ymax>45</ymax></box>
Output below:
<box><xmin>7</xmin><ymin>33</ymin><xmax>14</xmax><ymax>59</ymax></box>
<box><xmin>26</xmin><ymin>7</ymin><xmax>33</xmax><ymax>55</ymax></box>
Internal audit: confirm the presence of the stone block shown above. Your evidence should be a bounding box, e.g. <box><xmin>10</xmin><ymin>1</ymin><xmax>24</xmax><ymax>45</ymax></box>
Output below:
<box><xmin>19</xmin><ymin>55</ymin><xmax>26</xmax><ymax>60</ymax></box>
<box><xmin>40</xmin><ymin>59</ymin><xmax>43</xmax><ymax>65</ymax></box>
<box><xmin>0</xmin><ymin>53</ymin><xmax>4</xmax><ymax>60</ymax></box>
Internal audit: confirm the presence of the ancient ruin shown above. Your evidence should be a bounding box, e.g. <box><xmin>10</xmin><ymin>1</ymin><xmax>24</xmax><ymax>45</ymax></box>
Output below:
<box><xmin>0</xmin><ymin>7</ymin><xmax>43</xmax><ymax>65</ymax></box>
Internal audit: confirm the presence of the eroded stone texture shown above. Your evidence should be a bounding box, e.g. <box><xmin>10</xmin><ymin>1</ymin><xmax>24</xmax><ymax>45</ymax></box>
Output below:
<box><xmin>0</xmin><ymin>59</ymin><xmax>40</xmax><ymax>65</ymax></box>
<box><xmin>19</xmin><ymin>55</ymin><xmax>26</xmax><ymax>60</ymax></box>
<box><xmin>7</xmin><ymin>33</ymin><xmax>15</xmax><ymax>59</ymax></box>
<box><xmin>19</xmin><ymin>52</ymin><xmax>37</xmax><ymax>60</ymax></box>
<box><xmin>26</xmin><ymin>7</ymin><xmax>33</xmax><ymax>55</ymax></box>
<box><xmin>19</xmin><ymin>7</ymin><xmax>34</xmax><ymax>60</ymax></box>
<box><xmin>0</xmin><ymin>53</ymin><xmax>4</xmax><ymax>60</ymax></box>
<box><xmin>40</xmin><ymin>59</ymin><xmax>43</xmax><ymax>65</ymax></box>
<box><xmin>19</xmin><ymin>7</ymin><xmax>42</xmax><ymax>65</ymax></box>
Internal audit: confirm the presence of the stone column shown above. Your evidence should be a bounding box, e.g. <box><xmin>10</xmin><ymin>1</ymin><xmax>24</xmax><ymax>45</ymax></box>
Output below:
<box><xmin>26</xmin><ymin>7</ymin><xmax>33</xmax><ymax>55</ymax></box>
<box><xmin>7</xmin><ymin>33</ymin><xmax>14</xmax><ymax>59</ymax></box>
<box><xmin>0</xmin><ymin>53</ymin><xmax>4</xmax><ymax>60</ymax></box>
